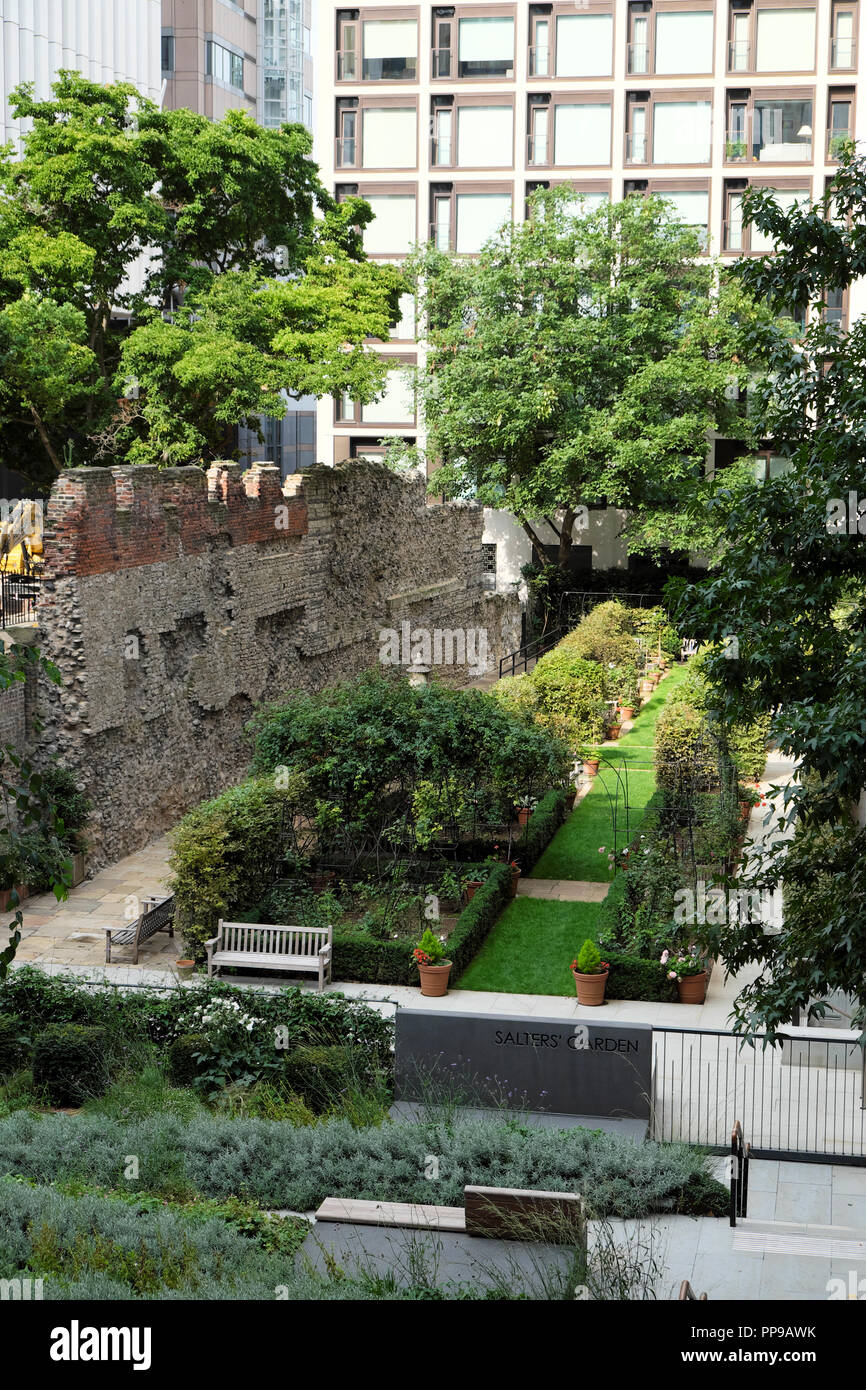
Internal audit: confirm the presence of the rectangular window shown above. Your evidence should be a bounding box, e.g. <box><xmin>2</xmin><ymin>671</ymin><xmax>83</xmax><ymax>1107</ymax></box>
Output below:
<box><xmin>361</xmin><ymin>369</ymin><xmax>415</xmax><ymax>424</ymax></box>
<box><xmin>362</xmin><ymin>19</ymin><xmax>418</xmax><ymax>80</ymax></box>
<box><xmin>554</xmin><ymin>104</ymin><xmax>612</xmax><ymax>166</ymax></box>
<box><xmin>828</xmin><ymin>96</ymin><xmax>852</xmax><ymax>158</ymax></box>
<box><xmin>627</xmin><ymin>102</ymin><xmax>648</xmax><ymax>162</ymax></box>
<box><xmin>555</xmin><ymin>13</ymin><xmax>613</xmax><ymax>76</ymax></box>
<box><xmin>653</xmin><ymin>102</ymin><xmax>712</xmax><ymax>163</ymax></box>
<box><xmin>362</xmin><ymin>108</ymin><xmax>417</xmax><ymax>168</ymax></box>
<box><xmin>161</xmin><ymin>34</ymin><xmax>174</xmax><ymax>72</ymax></box>
<box><xmin>432</xmin><ymin>193</ymin><xmax>452</xmax><ymax>250</ymax></box>
<box><xmin>433</xmin><ymin>17</ymin><xmax>452</xmax><ymax>77</ymax></box>
<box><xmin>457</xmin><ymin>106</ymin><xmax>513</xmax><ymax>167</ymax></box>
<box><xmin>530</xmin><ymin>16</ymin><xmax>550</xmax><ymax>75</ymax></box>
<box><xmin>481</xmin><ymin>542</ymin><xmax>498</xmax><ymax>574</ymax></box>
<box><xmin>338</xmin><ymin>18</ymin><xmax>357</xmax><ymax>80</ymax></box>
<box><xmin>363</xmin><ymin>195</ymin><xmax>416</xmax><ymax>255</ymax></box>
<box><xmin>729</xmin><ymin>186</ymin><xmax>810</xmax><ymax>251</ymax></box>
<box><xmin>755</xmin><ymin>8</ymin><xmax>816</xmax><ymax>71</ymax></box>
<box><xmin>831</xmin><ymin>6</ymin><xmax>856</xmax><ymax>67</ymax></box>
<box><xmin>206</xmin><ymin>40</ymin><xmax>244</xmax><ymax>89</ymax></box>
<box><xmin>455</xmin><ymin>192</ymin><xmax>512</xmax><ymax>253</ymax></box>
<box><xmin>629</xmin><ymin>9</ymin><xmax>650</xmax><ymax>73</ymax></box>
<box><xmin>753</xmin><ymin>99</ymin><xmax>812</xmax><ymax>161</ymax></box>
<box><xmin>336</xmin><ymin>107</ymin><xmax>357</xmax><ymax>167</ymax></box>
<box><xmin>458</xmin><ymin>17</ymin><xmax>515</xmax><ymax>77</ymax></box>
<box><xmin>657</xmin><ymin>189</ymin><xmax>710</xmax><ymax>246</ymax></box>
<box><xmin>529</xmin><ymin>106</ymin><xmax>550</xmax><ymax>165</ymax></box>
<box><xmin>654</xmin><ymin>12</ymin><xmax>714</xmax><ymax>74</ymax></box>
<box><xmin>391</xmin><ymin>292</ymin><xmax>416</xmax><ymax>339</ymax></box>
<box><xmin>432</xmin><ymin>106</ymin><xmax>453</xmax><ymax>165</ymax></box>
<box><xmin>729</xmin><ymin>8</ymin><xmax>751</xmax><ymax>70</ymax></box>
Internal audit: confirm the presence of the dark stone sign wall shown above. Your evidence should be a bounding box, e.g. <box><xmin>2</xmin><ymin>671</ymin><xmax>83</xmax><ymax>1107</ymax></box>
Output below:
<box><xmin>395</xmin><ymin>1009</ymin><xmax>652</xmax><ymax>1121</ymax></box>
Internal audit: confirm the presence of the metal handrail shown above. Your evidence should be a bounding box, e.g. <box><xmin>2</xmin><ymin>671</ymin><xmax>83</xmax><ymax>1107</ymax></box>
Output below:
<box><xmin>730</xmin><ymin>1118</ymin><xmax>751</xmax><ymax>1227</ymax></box>
<box><xmin>498</xmin><ymin>626</ymin><xmax>562</xmax><ymax>679</ymax></box>
<box><xmin>679</xmin><ymin>1280</ymin><xmax>708</xmax><ymax>1300</ymax></box>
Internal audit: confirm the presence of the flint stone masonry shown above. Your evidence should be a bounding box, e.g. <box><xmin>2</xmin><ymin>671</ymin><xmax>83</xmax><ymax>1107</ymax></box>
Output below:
<box><xmin>36</xmin><ymin>462</ymin><xmax>521</xmax><ymax>866</ymax></box>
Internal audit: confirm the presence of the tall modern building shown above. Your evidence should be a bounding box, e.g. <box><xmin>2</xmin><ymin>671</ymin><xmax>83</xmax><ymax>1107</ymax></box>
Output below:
<box><xmin>161</xmin><ymin>1</ymin><xmax>316</xmax><ymax>477</ymax></box>
<box><xmin>0</xmin><ymin>0</ymin><xmax>162</xmax><ymax>147</ymax></box>
<box><xmin>316</xmin><ymin>0</ymin><xmax>863</xmax><ymax>586</ymax></box>
<box><xmin>161</xmin><ymin>1</ymin><xmax>313</xmax><ymax>130</ymax></box>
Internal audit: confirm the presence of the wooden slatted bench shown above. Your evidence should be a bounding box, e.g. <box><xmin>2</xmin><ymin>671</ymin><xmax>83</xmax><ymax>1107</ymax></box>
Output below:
<box><xmin>105</xmin><ymin>894</ymin><xmax>175</xmax><ymax>964</ymax></box>
<box><xmin>206</xmin><ymin>921</ymin><xmax>333</xmax><ymax>990</ymax></box>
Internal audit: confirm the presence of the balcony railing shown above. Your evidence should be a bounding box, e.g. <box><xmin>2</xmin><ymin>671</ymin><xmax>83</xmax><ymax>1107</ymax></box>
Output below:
<box><xmin>336</xmin><ymin>49</ymin><xmax>357</xmax><ymax>80</ymax></box>
<box><xmin>628</xmin><ymin>42</ymin><xmax>649</xmax><ymax>74</ymax></box>
<box><xmin>335</xmin><ymin>137</ymin><xmax>357</xmax><ymax>167</ymax></box>
<box><xmin>625</xmin><ymin>132</ymin><xmax>648</xmax><ymax>164</ymax></box>
<box><xmin>428</xmin><ymin>220</ymin><xmax>451</xmax><ymax>251</ymax></box>
<box><xmin>431</xmin><ymin>136</ymin><xmax>452</xmax><ymax>166</ymax></box>
<box><xmin>728</xmin><ymin>39</ymin><xmax>750</xmax><ymax>71</ymax></box>
<box><xmin>432</xmin><ymin>47</ymin><xmax>452</xmax><ymax>78</ymax></box>
<box><xmin>831</xmin><ymin>36</ymin><xmax>856</xmax><ymax>68</ymax></box>
<box><xmin>529</xmin><ymin>44</ymin><xmax>550</xmax><ymax>76</ymax></box>
<box><xmin>527</xmin><ymin>133</ymin><xmax>549</xmax><ymax>165</ymax></box>
<box><xmin>828</xmin><ymin>128</ymin><xmax>853</xmax><ymax>160</ymax></box>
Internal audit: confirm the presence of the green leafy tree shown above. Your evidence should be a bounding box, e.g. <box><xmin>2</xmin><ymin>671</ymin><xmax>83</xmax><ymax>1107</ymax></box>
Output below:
<box><xmin>674</xmin><ymin>154</ymin><xmax>866</xmax><ymax>1035</ymax></box>
<box><xmin>404</xmin><ymin>186</ymin><xmax>781</xmax><ymax>571</ymax></box>
<box><xmin>0</xmin><ymin>72</ymin><xmax>404</xmax><ymax>484</ymax></box>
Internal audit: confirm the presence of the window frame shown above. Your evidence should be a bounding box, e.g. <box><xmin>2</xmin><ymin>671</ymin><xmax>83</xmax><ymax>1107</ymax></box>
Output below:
<box><xmin>727</xmin><ymin>0</ymin><xmax>819</xmax><ymax>76</ymax></box>
<box><xmin>723</xmin><ymin>87</ymin><xmax>816</xmax><ymax>166</ymax></box>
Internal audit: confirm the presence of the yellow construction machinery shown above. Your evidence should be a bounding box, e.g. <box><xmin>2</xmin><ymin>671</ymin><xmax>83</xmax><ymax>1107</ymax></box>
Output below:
<box><xmin>0</xmin><ymin>500</ymin><xmax>43</xmax><ymax>576</ymax></box>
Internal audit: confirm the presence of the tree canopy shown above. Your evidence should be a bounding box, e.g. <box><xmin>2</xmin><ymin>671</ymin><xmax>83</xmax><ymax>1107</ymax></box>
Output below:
<box><xmin>673</xmin><ymin>154</ymin><xmax>866</xmax><ymax>1034</ymax></box>
<box><xmin>403</xmin><ymin>186</ymin><xmax>783</xmax><ymax>569</ymax></box>
<box><xmin>0</xmin><ymin>72</ymin><xmax>404</xmax><ymax>485</ymax></box>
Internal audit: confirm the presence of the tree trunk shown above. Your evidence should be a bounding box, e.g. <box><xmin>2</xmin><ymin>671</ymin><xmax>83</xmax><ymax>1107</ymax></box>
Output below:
<box><xmin>29</xmin><ymin>406</ymin><xmax>63</xmax><ymax>475</ymax></box>
<box><xmin>557</xmin><ymin>507</ymin><xmax>577</xmax><ymax>572</ymax></box>
<box><xmin>521</xmin><ymin>520</ymin><xmax>548</xmax><ymax>568</ymax></box>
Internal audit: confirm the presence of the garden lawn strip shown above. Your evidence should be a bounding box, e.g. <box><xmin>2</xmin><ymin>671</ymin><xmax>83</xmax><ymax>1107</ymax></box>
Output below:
<box><xmin>530</xmin><ymin>664</ymin><xmax>690</xmax><ymax>882</ymax></box>
<box><xmin>454</xmin><ymin>898</ymin><xmax>602</xmax><ymax>995</ymax></box>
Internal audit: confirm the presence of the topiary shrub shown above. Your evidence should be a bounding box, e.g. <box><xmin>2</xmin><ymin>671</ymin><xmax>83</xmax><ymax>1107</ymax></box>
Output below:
<box><xmin>168</xmin><ymin>1033</ymin><xmax>209</xmax><ymax>1088</ymax></box>
<box><xmin>528</xmin><ymin>650</ymin><xmax>608</xmax><ymax>746</ymax></box>
<box><xmin>0</xmin><ymin>1013</ymin><xmax>28</xmax><ymax>1075</ymax></box>
<box><xmin>32</xmin><ymin>1024</ymin><xmax>108</xmax><ymax>1107</ymax></box>
<box><xmin>575</xmin><ymin>939</ymin><xmax>602</xmax><ymax>973</ymax></box>
<box><xmin>605</xmin><ymin>952</ymin><xmax>678</xmax><ymax>1003</ymax></box>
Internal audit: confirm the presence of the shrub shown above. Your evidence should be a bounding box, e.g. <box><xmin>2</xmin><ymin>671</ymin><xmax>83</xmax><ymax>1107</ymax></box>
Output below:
<box><xmin>528</xmin><ymin>650</ymin><xmax>608</xmax><ymax>746</ymax></box>
<box><xmin>519</xmin><ymin>788</ymin><xmax>568</xmax><ymax>869</ymax></box>
<box><xmin>0</xmin><ymin>1012</ymin><xmax>28</xmax><ymax>1075</ymax></box>
<box><xmin>282</xmin><ymin>1045</ymin><xmax>354</xmax><ymax>1112</ymax></box>
<box><xmin>575</xmin><ymin>940</ymin><xmax>602</xmax><ymax>973</ymax></box>
<box><xmin>0</xmin><ymin>1111</ymin><xmax>728</xmax><ymax>1220</ymax></box>
<box><xmin>38</xmin><ymin>765</ymin><xmax>92</xmax><ymax>854</ymax></box>
<box><xmin>168</xmin><ymin>1033</ymin><xmax>209</xmax><ymax>1088</ymax></box>
<box><xmin>654</xmin><ymin>703</ymin><xmax>720</xmax><ymax>798</ymax></box>
<box><xmin>605</xmin><ymin>952</ymin><xmax>678</xmax><ymax>1003</ymax></box>
<box><xmin>32</xmin><ymin>1024</ymin><xmax>109</xmax><ymax>1107</ymax></box>
<box><xmin>559</xmin><ymin>601</ymin><xmax>642</xmax><ymax>667</ymax></box>
<box><xmin>449</xmin><ymin>863</ymin><xmax>513</xmax><ymax>982</ymax></box>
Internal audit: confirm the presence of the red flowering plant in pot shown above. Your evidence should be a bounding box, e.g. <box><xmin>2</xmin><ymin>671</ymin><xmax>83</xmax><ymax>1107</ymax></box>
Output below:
<box><xmin>571</xmin><ymin>939</ymin><xmax>609</xmax><ymax>1006</ymax></box>
<box><xmin>412</xmin><ymin>927</ymin><xmax>452</xmax><ymax>997</ymax></box>
<box><xmin>662</xmin><ymin>946</ymin><xmax>709</xmax><ymax>1004</ymax></box>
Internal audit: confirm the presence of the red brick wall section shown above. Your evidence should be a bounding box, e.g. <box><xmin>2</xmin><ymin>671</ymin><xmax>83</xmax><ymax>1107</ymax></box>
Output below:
<box><xmin>43</xmin><ymin>464</ymin><xmax>308</xmax><ymax>581</ymax></box>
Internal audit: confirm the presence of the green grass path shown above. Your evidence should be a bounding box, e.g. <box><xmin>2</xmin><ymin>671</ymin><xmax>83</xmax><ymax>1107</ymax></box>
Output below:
<box><xmin>456</xmin><ymin>665</ymin><xmax>688</xmax><ymax>994</ymax></box>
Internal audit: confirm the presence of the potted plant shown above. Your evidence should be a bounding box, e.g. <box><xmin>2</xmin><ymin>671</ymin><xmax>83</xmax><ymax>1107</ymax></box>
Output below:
<box><xmin>662</xmin><ymin>948</ymin><xmax>709</xmax><ymax>1004</ymax></box>
<box><xmin>174</xmin><ymin>958</ymin><xmax>196</xmax><ymax>980</ymax></box>
<box><xmin>412</xmin><ymin>927</ymin><xmax>452</xmax><ymax>997</ymax></box>
<box><xmin>606</xmin><ymin>720</ymin><xmax>621</xmax><ymax>742</ymax></box>
<box><xmin>725</xmin><ymin>138</ymin><xmax>747</xmax><ymax>160</ymax></box>
<box><xmin>738</xmin><ymin>784</ymin><xmax>765</xmax><ymax>821</ymax></box>
<box><xmin>462</xmin><ymin>872</ymin><xmax>483</xmax><ymax>902</ymax></box>
<box><xmin>564</xmin><ymin>783</ymin><xmax>577</xmax><ymax>811</ymax></box>
<box><xmin>582</xmin><ymin>753</ymin><xmax>601</xmax><ymax>777</ymax></box>
<box><xmin>516</xmin><ymin>799</ymin><xmax>535</xmax><ymax>827</ymax></box>
<box><xmin>571</xmin><ymin>939</ymin><xmax>610</xmax><ymax>1006</ymax></box>
<box><xmin>619</xmin><ymin>704</ymin><xmax>634</xmax><ymax>722</ymax></box>
<box><xmin>508</xmin><ymin>859</ymin><xmax>522</xmax><ymax>896</ymax></box>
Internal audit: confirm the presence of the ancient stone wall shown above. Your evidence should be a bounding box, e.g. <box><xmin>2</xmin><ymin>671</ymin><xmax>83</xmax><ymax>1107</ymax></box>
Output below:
<box><xmin>36</xmin><ymin>462</ymin><xmax>521</xmax><ymax>866</ymax></box>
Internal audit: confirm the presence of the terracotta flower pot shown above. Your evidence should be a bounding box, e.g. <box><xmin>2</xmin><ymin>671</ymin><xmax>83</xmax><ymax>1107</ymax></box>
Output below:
<box><xmin>417</xmin><ymin>961</ymin><xmax>452</xmax><ymax>997</ymax></box>
<box><xmin>738</xmin><ymin>802</ymin><xmax>752</xmax><ymax>822</ymax></box>
<box><xmin>607</xmin><ymin>724</ymin><xmax>621</xmax><ymax>741</ymax></box>
<box><xmin>677</xmin><ymin>971</ymin><xmax>708</xmax><ymax>1005</ymax></box>
<box><xmin>175</xmin><ymin>959</ymin><xmax>196</xmax><ymax>979</ymax></box>
<box><xmin>509</xmin><ymin>866</ymin><xmax>522</xmax><ymax>897</ymax></box>
<box><xmin>619</xmin><ymin>706</ymin><xmax>634</xmax><ymax>721</ymax></box>
<box><xmin>0</xmin><ymin>885</ymin><xmax>28</xmax><ymax>912</ymax></box>
<box><xmin>463</xmin><ymin>879</ymin><xmax>482</xmax><ymax>902</ymax></box>
<box><xmin>583</xmin><ymin>759</ymin><xmax>600</xmax><ymax>777</ymax></box>
<box><xmin>573</xmin><ymin>968</ymin><xmax>609</xmax><ymax>1006</ymax></box>
<box><xmin>639</xmin><ymin>681</ymin><xmax>654</xmax><ymax>697</ymax></box>
<box><xmin>517</xmin><ymin>806</ymin><xmax>531</xmax><ymax>827</ymax></box>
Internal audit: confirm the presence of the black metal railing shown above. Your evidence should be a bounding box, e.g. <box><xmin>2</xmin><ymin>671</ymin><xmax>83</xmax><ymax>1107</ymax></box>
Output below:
<box><xmin>0</xmin><ymin>571</ymin><xmax>40</xmax><ymax>627</ymax></box>
<box><xmin>652</xmin><ymin>1026</ymin><xmax>866</xmax><ymax>1165</ymax></box>
<box><xmin>498</xmin><ymin>626</ymin><xmax>562</xmax><ymax>679</ymax></box>
<box><xmin>730</xmin><ymin>1119</ymin><xmax>750</xmax><ymax>1227</ymax></box>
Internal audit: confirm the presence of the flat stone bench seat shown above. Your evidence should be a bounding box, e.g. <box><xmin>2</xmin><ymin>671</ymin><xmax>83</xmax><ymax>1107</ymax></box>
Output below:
<box><xmin>315</xmin><ymin>1198</ymin><xmax>467</xmax><ymax>1232</ymax></box>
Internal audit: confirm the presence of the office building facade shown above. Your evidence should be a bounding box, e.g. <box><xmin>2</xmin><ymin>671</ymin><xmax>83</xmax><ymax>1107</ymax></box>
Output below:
<box><xmin>315</xmin><ymin>0</ymin><xmax>863</xmax><ymax>586</ymax></box>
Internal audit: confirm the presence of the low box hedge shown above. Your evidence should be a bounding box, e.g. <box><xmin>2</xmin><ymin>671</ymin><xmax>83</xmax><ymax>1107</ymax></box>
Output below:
<box><xmin>32</xmin><ymin>1023</ymin><xmax>109</xmax><ymax>1107</ymax></box>
<box><xmin>606</xmin><ymin>951</ymin><xmax>678</xmax><ymax>1003</ymax></box>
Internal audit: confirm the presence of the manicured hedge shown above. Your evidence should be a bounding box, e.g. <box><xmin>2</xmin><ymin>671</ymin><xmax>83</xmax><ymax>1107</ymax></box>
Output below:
<box><xmin>519</xmin><ymin>788</ymin><xmax>568</xmax><ymax>871</ymax></box>
<box><xmin>32</xmin><ymin>1024</ymin><xmax>109</xmax><ymax>1107</ymax></box>
<box><xmin>606</xmin><ymin>951</ymin><xmax>677</xmax><ymax>1003</ymax></box>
